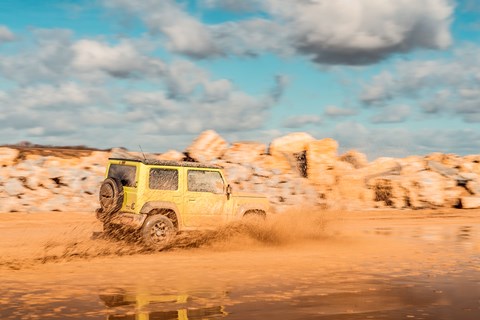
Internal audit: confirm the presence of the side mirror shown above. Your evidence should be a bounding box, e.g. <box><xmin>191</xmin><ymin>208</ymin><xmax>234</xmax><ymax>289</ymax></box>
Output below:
<box><xmin>226</xmin><ymin>184</ymin><xmax>232</xmax><ymax>199</ymax></box>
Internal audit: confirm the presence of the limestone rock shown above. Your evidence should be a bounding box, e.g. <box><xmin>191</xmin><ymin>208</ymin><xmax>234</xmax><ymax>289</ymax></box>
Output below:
<box><xmin>222</xmin><ymin>142</ymin><xmax>266</xmax><ymax>164</ymax></box>
<box><xmin>369</xmin><ymin>176</ymin><xmax>407</xmax><ymax>209</ymax></box>
<box><xmin>0</xmin><ymin>197</ymin><xmax>26</xmax><ymax>212</ymax></box>
<box><xmin>461</xmin><ymin>196</ymin><xmax>480</xmax><ymax>209</ymax></box>
<box><xmin>426</xmin><ymin>160</ymin><xmax>458</xmax><ymax>178</ymax></box>
<box><xmin>269</xmin><ymin>132</ymin><xmax>315</xmax><ymax>157</ymax></box>
<box><xmin>306</xmin><ymin>138</ymin><xmax>339</xmax><ymax>184</ymax></box>
<box><xmin>0</xmin><ymin>148</ymin><xmax>19</xmax><ymax>167</ymax></box>
<box><xmin>361</xmin><ymin>157</ymin><xmax>402</xmax><ymax>181</ymax></box>
<box><xmin>268</xmin><ymin>133</ymin><xmax>316</xmax><ymax>174</ymax></box>
<box><xmin>254</xmin><ymin>155</ymin><xmax>292</xmax><ymax>173</ymax></box>
<box><xmin>157</xmin><ymin>150</ymin><xmax>185</xmax><ymax>161</ymax></box>
<box><xmin>400</xmin><ymin>157</ymin><xmax>424</xmax><ymax>176</ymax></box>
<box><xmin>466</xmin><ymin>181</ymin><xmax>480</xmax><ymax>195</ymax></box>
<box><xmin>426</xmin><ymin>153</ymin><xmax>463</xmax><ymax>168</ymax></box>
<box><xmin>110</xmin><ymin>148</ymin><xmax>143</xmax><ymax>160</ymax></box>
<box><xmin>444</xmin><ymin>187</ymin><xmax>465</xmax><ymax>208</ymax></box>
<box><xmin>341</xmin><ymin>174</ymin><xmax>367</xmax><ymax>200</ymax></box>
<box><xmin>186</xmin><ymin>130</ymin><xmax>228</xmax><ymax>162</ymax></box>
<box><xmin>81</xmin><ymin>151</ymin><xmax>110</xmax><ymax>168</ymax></box>
<box><xmin>410</xmin><ymin>171</ymin><xmax>446</xmax><ymax>208</ymax></box>
<box><xmin>224</xmin><ymin>165</ymin><xmax>252</xmax><ymax>182</ymax></box>
<box><xmin>4</xmin><ymin>178</ymin><xmax>25</xmax><ymax>196</ymax></box>
<box><xmin>339</xmin><ymin>150</ymin><xmax>368</xmax><ymax>169</ymax></box>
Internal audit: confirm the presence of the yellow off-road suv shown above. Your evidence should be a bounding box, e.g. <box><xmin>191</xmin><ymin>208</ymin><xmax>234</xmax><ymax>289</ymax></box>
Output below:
<box><xmin>96</xmin><ymin>158</ymin><xmax>269</xmax><ymax>248</ymax></box>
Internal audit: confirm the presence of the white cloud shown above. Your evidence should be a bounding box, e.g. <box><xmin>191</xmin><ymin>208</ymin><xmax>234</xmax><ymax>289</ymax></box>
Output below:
<box><xmin>330</xmin><ymin>121</ymin><xmax>480</xmax><ymax>159</ymax></box>
<box><xmin>370</xmin><ymin>105</ymin><xmax>411</xmax><ymax>123</ymax></box>
<box><xmin>104</xmin><ymin>0</ymin><xmax>454</xmax><ymax>65</ymax></box>
<box><xmin>360</xmin><ymin>45</ymin><xmax>480</xmax><ymax>122</ymax></box>
<box><xmin>268</xmin><ymin>0</ymin><xmax>452</xmax><ymax>65</ymax></box>
<box><xmin>0</xmin><ymin>26</ymin><xmax>285</xmax><ymax>149</ymax></box>
<box><xmin>201</xmin><ymin>0</ymin><xmax>259</xmax><ymax>12</ymax></box>
<box><xmin>324</xmin><ymin>105</ymin><xmax>358</xmax><ymax>117</ymax></box>
<box><xmin>0</xmin><ymin>29</ymin><xmax>74</xmax><ymax>84</ymax></box>
<box><xmin>72</xmin><ymin>39</ymin><xmax>165</xmax><ymax>78</ymax></box>
<box><xmin>0</xmin><ymin>25</ymin><xmax>15</xmax><ymax>43</ymax></box>
<box><xmin>283</xmin><ymin>115</ymin><xmax>322</xmax><ymax>128</ymax></box>
<box><xmin>102</xmin><ymin>0</ymin><xmax>220</xmax><ymax>58</ymax></box>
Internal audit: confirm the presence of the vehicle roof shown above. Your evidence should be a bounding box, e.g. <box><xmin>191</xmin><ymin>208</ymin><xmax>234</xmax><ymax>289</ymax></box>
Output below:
<box><xmin>108</xmin><ymin>157</ymin><xmax>223</xmax><ymax>169</ymax></box>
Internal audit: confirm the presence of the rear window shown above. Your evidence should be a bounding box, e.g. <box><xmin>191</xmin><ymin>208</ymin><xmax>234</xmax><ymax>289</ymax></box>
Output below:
<box><xmin>108</xmin><ymin>164</ymin><xmax>137</xmax><ymax>187</ymax></box>
<box><xmin>149</xmin><ymin>168</ymin><xmax>178</xmax><ymax>190</ymax></box>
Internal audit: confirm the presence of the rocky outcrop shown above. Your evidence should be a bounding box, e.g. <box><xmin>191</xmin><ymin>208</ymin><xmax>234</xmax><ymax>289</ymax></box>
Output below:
<box><xmin>222</xmin><ymin>142</ymin><xmax>266</xmax><ymax>164</ymax></box>
<box><xmin>0</xmin><ymin>150</ymin><xmax>108</xmax><ymax>212</ymax></box>
<box><xmin>269</xmin><ymin>132</ymin><xmax>315</xmax><ymax>174</ymax></box>
<box><xmin>186</xmin><ymin>130</ymin><xmax>228</xmax><ymax>162</ymax></box>
<box><xmin>1</xmin><ymin>130</ymin><xmax>480</xmax><ymax>213</ymax></box>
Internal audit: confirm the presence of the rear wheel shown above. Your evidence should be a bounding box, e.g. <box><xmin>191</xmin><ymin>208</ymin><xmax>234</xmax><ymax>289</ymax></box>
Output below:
<box><xmin>141</xmin><ymin>215</ymin><xmax>176</xmax><ymax>249</ymax></box>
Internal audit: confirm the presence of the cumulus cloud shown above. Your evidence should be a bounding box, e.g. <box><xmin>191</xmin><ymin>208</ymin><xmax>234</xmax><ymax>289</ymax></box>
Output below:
<box><xmin>0</xmin><ymin>29</ymin><xmax>74</xmax><ymax>84</ymax></box>
<box><xmin>0</xmin><ymin>25</ymin><xmax>15</xmax><ymax>43</ymax></box>
<box><xmin>201</xmin><ymin>0</ymin><xmax>260</xmax><ymax>12</ymax></box>
<box><xmin>104</xmin><ymin>0</ymin><xmax>454</xmax><ymax>65</ymax></box>
<box><xmin>283</xmin><ymin>115</ymin><xmax>322</xmax><ymax>128</ymax></box>
<box><xmin>0</xmin><ymin>83</ymin><xmax>110</xmax><ymax>135</ymax></box>
<box><xmin>324</xmin><ymin>105</ymin><xmax>358</xmax><ymax>117</ymax></box>
<box><xmin>330</xmin><ymin>121</ymin><xmax>480</xmax><ymax>159</ymax></box>
<box><xmin>72</xmin><ymin>39</ymin><xmax>165</xmax><ymax>78</ymax></box>
<box><xmin>102</xmin><ymin>0</ymin><xmax>221</xmax><ymax>58</ymax></box>
<box><xmin>267</xmin><ymin>0</ymin><xmax>453</xmax><ymax>65</ymax></box>
<box><xmin>370</xmin><ymin>105</ymin><xmax>411</xmax><ymax>123</ymax></box>
<box><xmin>0</xmin><ymin>27</ymin><xmax>284</xmax><ymax>149</ymax></box>
<box><xmin>360</xmin><ymin>45</ymin><xmax>480</xmax><ymax>122</ymax></box>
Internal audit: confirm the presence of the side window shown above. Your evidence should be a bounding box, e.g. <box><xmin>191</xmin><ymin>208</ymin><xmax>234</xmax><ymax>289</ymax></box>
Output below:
<box><xmin>149</xmin><ymin>168</ymin><xmax>179</xmax><ymax>190</ymax></box>
<box><xmin>187</xmin><ymin>170</ymin><xmax>224</xmax><ymax>193</ymax></box>
<box><xmin>108</xmin><ymin>164</ymin><xmax>136</xmax><ymax>187</ymax></box>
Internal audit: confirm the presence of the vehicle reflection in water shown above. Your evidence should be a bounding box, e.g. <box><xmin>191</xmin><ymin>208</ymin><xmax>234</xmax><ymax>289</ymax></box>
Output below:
<box><xmin>99</xmin><ymin>289</ymin><xmax>227</xmax><ymax>320</ymax></box>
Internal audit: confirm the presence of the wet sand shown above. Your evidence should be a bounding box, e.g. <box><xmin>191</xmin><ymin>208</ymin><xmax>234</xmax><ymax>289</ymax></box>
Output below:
<box><xmin>1</xmin><ymin>209</ymin><xmax>480</xmax><ymax>319</ymax></box>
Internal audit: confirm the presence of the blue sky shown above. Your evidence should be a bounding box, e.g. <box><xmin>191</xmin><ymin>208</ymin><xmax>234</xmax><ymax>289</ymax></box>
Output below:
<box><xmin>0</xmin><ymin>0</ymin><xmax>479</xmax><ymax>159</ymax></box>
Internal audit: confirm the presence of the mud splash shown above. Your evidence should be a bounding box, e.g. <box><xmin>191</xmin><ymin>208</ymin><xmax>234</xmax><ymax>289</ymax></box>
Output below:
<box><xmin>1</xmin><ymin>210</ymin><xmax>330</xmax><ymax>270</ymax></box>
<box><xmin>171</xmin><ymin>210</ymin><xmax>330</xmax><ymax>249</ymax></box>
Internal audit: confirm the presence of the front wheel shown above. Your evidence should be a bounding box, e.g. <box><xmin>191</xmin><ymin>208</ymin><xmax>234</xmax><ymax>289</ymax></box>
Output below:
<box><xmin>141</xmin><ymin>215</ymin><xmax>176</xmax><ymax>249</ymax></box>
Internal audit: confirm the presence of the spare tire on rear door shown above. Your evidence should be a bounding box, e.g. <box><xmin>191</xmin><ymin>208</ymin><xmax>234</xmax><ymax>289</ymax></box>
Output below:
<box><xmin>98</xmin><ymin>177</ymin><xmax>124</xmax><ymax>221</ymax></box>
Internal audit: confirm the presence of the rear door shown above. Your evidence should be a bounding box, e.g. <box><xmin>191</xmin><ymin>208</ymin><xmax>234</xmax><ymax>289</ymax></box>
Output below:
<box><xmin>183</xmin><ymin>169</ymin><xmax>227</xmax><ymax>227</ymax></box>
<box><xmin>145</xmin><ymin>167</ymin><xmax>182</xmax><ymax>212</ymax></box>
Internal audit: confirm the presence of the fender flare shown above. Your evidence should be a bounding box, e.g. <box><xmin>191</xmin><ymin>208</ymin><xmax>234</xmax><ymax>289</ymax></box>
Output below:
<box><xmin>140</xmin><ymin>201</ymin><xmax>181</xmax><ymax>227</ymax></box>
<box><xmin>237</xmin><ymin>203</ymin><xmax>269</xmax><ymax>218</ymax></box>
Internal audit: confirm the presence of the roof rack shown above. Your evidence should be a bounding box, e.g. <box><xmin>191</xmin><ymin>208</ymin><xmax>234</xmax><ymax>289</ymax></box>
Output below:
<box><xmin>108</xmin><ymin>158</ymin><xmax>223</xmax><ymax>169</ymax></box>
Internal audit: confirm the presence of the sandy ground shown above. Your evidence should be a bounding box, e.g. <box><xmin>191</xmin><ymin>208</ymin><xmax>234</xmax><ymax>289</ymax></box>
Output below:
<box><xmin>1</xmin><ymin>209</ymin><xmax>480</xmax><ymax>319</ymax></box>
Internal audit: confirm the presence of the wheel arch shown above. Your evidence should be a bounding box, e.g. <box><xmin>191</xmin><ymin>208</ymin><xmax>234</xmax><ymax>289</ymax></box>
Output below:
<box><xmin>238</xmin><ymin>204</ymin><xmax>268</xmax><ymax>218</ymax></box>
<box><xmin>243</xmin><ymin>209</ymin><xmax>267</xmax><ymax>218</ymax></box>
<box><xmin>140</xmin><ymin>201</ymin><xmax>180</xmax><ymax>228</ymax></box>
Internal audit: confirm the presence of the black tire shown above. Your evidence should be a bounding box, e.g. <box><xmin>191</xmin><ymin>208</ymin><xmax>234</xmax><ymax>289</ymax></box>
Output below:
<box><xmin>141</xmin><ymin>215</ymin><xmax>176</xmax><ymax>249</ymax></box>
<box><xmin>98</xmin><ymin>177</ymin><xmax>124</xmax><ymax>220</ymax></box>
